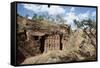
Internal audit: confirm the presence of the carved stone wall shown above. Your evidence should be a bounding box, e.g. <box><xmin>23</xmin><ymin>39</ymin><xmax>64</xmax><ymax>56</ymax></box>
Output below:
<box><xmin>44</xmin><ymin>34</ymin><xmax>60</xmax><ymax>53</ymax></box>
<box><xmin>62</xmin><ymin>34</ymin><xmax>69</xmax><ymax>50</ymax></box>
<box><xmin>23</xmin><ymin>26</ymin><xmax>70</xmax><ymax>53</ymax></box>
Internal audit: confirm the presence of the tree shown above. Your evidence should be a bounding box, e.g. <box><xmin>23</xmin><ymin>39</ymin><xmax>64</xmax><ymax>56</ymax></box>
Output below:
<box><xmin>74</xmin><ymin>19</ymin><xmax>83</xmax><ymax>28</ymax></box>
<box><xmin>32</xmin><ymin>14</ymin><xmax>38</xmax><ymax>20</ymax></box>
<box><xmin>32</xmin><ymin>13</ymin><xmax>44</xmax><ymax>21</ymax></box>
<box><xmin>38</xmin><ymin>15</ymin><xmax>44</xmax><ymax>21</ymax></box>
<box><xmin>74</xmin><ymin>18</ymin><xmax>96</xmax><ymax>29</ymax></box>
<box><xmin>74</xmin><ymin>18</ymin><xmax>96</xmax><ymax>48</ymax></box>
<box><xmin>56</xmin><ymin>14</ymin><xmax>66</xmax><ymax>24</ymax></box>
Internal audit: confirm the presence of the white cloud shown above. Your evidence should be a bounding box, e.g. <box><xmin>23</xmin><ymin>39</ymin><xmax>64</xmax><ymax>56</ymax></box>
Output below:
<box><xmin>63</xmin><ymin>7</ymin><xmax>78</xmax><ymax>30</ymax></box>
<box><xmin>78</xmin><ymin>11</ymin><xmax>90</xmax><ymax>20</ymax></box>
<box><xmin>63</xmin><ymin>10</ymin><xmax>91</xmax><ymax>30</ymax></box>
<box><xmin>28</xmin><ymin>16</ymin><xmax>32</xmax><ymax>19</ymax></box>
<box><xmin>22</xmin><ymin>4</ymin><xmax>65</xmax><ymax>15</ymax></box>
<box><xmin>22</xmin><ymin>4</ymin><xmax>47</xmax><ymax>13</ymax></box>
<box><xmin>47</xmin><ymin>6</ymin><xmax>65</xmax><ymax>15</ymax></box>
<box><xmin>70</xmin><ymin>7</ymin><xmax>75</xmax><ymax>12</ymax></box>
<box><xmin>91</xmin><ymin>11</ymin><xmax>96</xmax><ymax>17</ymax></box>
<box><xmin>64</xmin><ymin>12</ymin><xmax>78</xmax><ymax>30</ymax></box>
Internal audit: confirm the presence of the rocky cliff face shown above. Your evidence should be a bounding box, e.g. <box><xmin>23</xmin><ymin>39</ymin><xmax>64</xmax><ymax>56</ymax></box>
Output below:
<box><xmin>17</xmin><ymin>15</ymin><xmax>97</xmax><ymax>65</ymax></box>
<box><xmin>22</xmin><ymin>28</ymin><xmax>96</xmax><ymax>64</ymax></box>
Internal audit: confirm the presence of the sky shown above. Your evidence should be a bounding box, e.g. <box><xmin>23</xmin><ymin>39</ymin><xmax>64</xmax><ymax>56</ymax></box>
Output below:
<box><xmin>17</xmin><ymin>3</ymin><xmax>96</xmax><ymax>30</ymax></box>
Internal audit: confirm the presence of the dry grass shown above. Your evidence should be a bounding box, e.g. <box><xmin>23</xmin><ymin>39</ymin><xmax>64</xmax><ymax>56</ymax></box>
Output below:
<box><xmin>21</xmin><ymin>50</ymin><xmax>88</xmax><ymax>65</ymax></box>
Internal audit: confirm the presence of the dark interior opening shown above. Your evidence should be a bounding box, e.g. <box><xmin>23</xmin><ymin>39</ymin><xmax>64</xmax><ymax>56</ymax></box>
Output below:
<box><xmin>60</xmin><ymin>43</ymin><xmax>62</xmax><ymax>50</ymax></box>
<box><xmin>39</xmin><ymin>36</ymin><xmax>45</xmax><ymax>53</ymax></box>
<box><xmin>49</xmin><ymin>44</ymin><xmax>50</xmax><ymax>48</ymax></box>
<box><xmin>60</xmin><ymin>35</ymin><xmax>63</xmax><ymax>50</ymax></box>
<box><xmin>34</xmin><ymin>36</ymin><xmax>39</xmax><ymax>40</ymax></box>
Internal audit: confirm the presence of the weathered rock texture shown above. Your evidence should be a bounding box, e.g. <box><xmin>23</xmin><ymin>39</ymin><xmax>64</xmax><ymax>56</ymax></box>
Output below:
<box><xmin>17</xmin><ymin>15</ymin><xmax>97</xmax><ymax>65</ymax></box>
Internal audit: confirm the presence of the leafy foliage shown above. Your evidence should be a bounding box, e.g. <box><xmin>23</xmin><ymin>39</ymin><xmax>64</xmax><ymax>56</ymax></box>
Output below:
<box><xmin>74</xmin><ymin>19</ymin><xmax>96</xmax><ymax>29</ymax></box>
